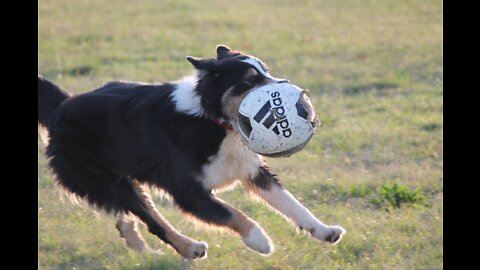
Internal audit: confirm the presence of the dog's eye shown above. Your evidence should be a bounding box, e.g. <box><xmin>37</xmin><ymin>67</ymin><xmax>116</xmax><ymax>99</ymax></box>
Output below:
<box><xmin>245</xmin><ymin>75</ymin><xmax>260</xmax><ymax>83</ymax></box>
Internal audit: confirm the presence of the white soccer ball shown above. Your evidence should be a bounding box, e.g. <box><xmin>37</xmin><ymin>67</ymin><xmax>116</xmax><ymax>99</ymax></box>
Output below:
<box><xmin>237</xmin><ymin>83</ymin><xmax>319</xmax><ymax>157</ymax></box>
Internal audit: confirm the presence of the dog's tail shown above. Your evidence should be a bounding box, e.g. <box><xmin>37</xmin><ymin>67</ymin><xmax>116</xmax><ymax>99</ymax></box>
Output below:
<box><xmin>38</xmin><ymin>75</ymin><xmax>70</xmax><ymax>127</ymax></box>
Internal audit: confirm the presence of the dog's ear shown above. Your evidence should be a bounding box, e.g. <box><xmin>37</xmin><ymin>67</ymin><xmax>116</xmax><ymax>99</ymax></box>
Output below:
<box><xmin>186</xmin><ymin>56</ymin><xmax>217</xmax><ymax>71</ymax></box>
<box><xmin>216</xmin><ymin>45</ymin><xmax>232</xmax><ymax>59</ymax></box>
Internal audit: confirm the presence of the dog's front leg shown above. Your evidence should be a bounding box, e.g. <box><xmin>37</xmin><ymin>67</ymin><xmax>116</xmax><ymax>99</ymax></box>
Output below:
<box><xmin>171</xmin><ymin>183</ymin><xmax>273</xmax><ymax>255</ymax></box>
<box><xmin>246</xmin><ymin>165</ymin><xmax>346</xmax><ymax>244</ymax></box>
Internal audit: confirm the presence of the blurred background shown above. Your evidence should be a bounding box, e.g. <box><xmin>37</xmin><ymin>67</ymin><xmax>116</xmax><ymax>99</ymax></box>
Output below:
<box><xmin>38</xmin><ymin>0</ymin><xmax>442</xmax><ymax>269</ymax></box>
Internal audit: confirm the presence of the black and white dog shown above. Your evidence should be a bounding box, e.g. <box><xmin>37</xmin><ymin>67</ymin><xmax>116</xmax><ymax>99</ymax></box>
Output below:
<box><xmin>38</xmin><ymin>45</ymin><xmax>346</xmax><ymax>259</ymax></box>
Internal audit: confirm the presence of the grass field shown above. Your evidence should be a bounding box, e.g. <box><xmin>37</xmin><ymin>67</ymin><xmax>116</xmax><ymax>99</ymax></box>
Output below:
<box><xmin>38</xmin><ymin>0</ymin><xmax>443</xmax><ymax>269</ymax></box>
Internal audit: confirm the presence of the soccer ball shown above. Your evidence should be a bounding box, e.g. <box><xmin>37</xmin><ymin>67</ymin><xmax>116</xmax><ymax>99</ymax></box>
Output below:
<box><xmin>237</xmin><ymin>83</ymin><xmax>319</xmax><ymax>157</ymax></box>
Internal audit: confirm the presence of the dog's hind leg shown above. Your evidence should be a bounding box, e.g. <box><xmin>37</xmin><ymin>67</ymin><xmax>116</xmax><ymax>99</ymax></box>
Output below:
<box><xmin>47</xmin><ymin>152</ymin><xmax>207</xmax><ymax>259</ymax></box>
<box><xmin>125</xmin><ymin>181</ymin><xmax>209</xmax><ymax>259</ymax></box>
<box><xmin>115</xmin><ymin>212</ymin><xmax>150</xmax><ymax>252</ymax></box>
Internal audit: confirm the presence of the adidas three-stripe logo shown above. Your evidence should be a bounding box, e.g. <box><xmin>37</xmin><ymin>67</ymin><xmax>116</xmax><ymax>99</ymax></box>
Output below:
<box><xmin>252</xmin><ymin>91</ymin><xmax>292</xmax><ymax>138</ymax></box>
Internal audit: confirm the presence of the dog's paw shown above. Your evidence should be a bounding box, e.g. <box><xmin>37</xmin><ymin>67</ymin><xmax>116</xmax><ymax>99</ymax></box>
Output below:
<box><xmin>310</xmin><ymin>225</ymin><xmax>346</xmax><ymax>244</ymax></box>
<box><xmin>242</xmin><ymin>226</ymin><xmax>274</xmax><ymax>255</ymax></box>
<box><xmin>184</xmin><ymin>241</ymin><xmax>208</xmax><ymax>260</ymax></box>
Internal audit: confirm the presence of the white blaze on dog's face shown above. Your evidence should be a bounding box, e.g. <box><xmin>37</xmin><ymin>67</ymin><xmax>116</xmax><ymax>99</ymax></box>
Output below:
<box><xmin>239</xmin><ymin>57</ymin><xmax>288</xmax><ymax>84</ymax></box>
<box><xmin>184</xmin><ymin>45</ymin><xmax>289</xmax><ymax>124</ymax></box>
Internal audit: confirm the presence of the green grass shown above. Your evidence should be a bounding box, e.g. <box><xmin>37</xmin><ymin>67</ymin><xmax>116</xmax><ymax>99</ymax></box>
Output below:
<box><xmin>38</xmin><ymin>0</ymin><xmax>442</xmax><ymax>269</ymax></box>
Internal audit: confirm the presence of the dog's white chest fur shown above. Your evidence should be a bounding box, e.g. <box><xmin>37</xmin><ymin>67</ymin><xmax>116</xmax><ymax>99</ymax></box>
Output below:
<box><xmin>198</xmin><ymin>132</ymin><xmax>262</xmax><ymax>190</ymax></box>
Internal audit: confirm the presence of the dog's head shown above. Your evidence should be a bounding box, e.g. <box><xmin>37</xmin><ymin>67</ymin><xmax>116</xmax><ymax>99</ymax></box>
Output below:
<box><xmin>186</xmin><ymin>45</ymin><xmax>289</xmax><ymax>124</ymax></box>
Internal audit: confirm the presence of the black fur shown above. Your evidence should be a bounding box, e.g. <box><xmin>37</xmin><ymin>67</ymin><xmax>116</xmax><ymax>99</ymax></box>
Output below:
<box><xmin>43</xmin><ymin>79</ymin><xmax>231</xmax><ymax>211</ymax></box>
<box><xmin>38</xmin><ymin>75</ymin><xmax>69</xmax><ymax>126</ymax></box>
<box><xmin>251</xmin><ymin>164</ymin><xmax>283</xmax><ymax>190</ymax></box>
